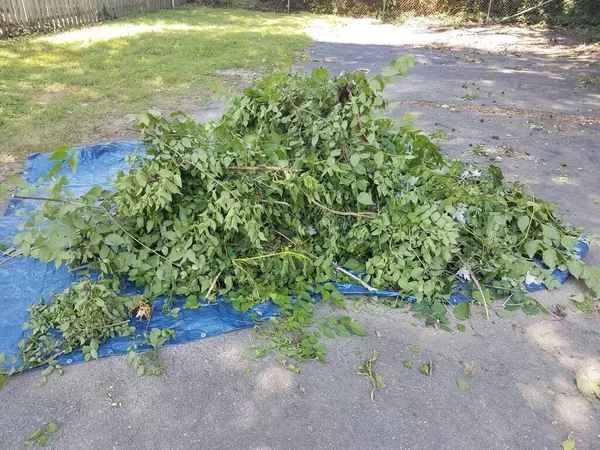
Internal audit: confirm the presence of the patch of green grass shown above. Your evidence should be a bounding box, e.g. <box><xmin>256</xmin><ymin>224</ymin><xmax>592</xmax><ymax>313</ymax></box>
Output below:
<box><xmin>386</xmin><ymin>12</ymin><xmax>487</xmax><ymax>27</ymax></box>
<box><xmin>580</xmin><ymin>74</ymin><xmax>600</xmax><ymax>85</ymax></box>
<box><xmin>0</xmin><ymin>7</ymin><xmax>313</xmax><ymax>178</ymax></box>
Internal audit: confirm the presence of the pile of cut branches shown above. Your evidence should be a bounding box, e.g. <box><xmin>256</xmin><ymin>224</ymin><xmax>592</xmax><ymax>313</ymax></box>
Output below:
<box><xmin>5</xmin><ymin>56</ymin><xmax>600</xmax><ymax>370</ymax></box>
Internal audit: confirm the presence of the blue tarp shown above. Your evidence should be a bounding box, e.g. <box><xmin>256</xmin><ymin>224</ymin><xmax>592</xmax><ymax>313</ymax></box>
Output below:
<box><xmin>0</xmin><ymin>142</ymin><xmax>589</xmax><ymax>368</ymax></box>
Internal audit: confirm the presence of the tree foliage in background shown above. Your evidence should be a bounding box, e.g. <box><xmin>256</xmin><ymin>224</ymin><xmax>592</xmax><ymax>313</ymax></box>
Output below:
<box><xmin>204</xmin><ymin>0</ymin><xmax>600</xmax><ymax>27</ymax></box>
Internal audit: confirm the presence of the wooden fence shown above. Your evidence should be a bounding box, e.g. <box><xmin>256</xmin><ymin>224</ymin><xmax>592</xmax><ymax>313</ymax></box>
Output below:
<box><xmin>0</xmin><ymin>0</ymin><xmax>188</xmax><ymax>37</ymax></box>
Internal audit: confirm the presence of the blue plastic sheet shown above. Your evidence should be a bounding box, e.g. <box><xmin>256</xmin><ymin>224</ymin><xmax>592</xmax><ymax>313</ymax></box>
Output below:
<box><xmin>0</xmin><ymin>142</ymin><xmax>590</xmax><ymax>368</ymax></box>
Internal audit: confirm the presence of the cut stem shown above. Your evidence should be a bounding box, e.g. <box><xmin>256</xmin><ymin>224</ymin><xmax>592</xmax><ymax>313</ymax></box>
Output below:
<box><xmin>469</xmin><ymin>269</ymin><xmax>490</xmax><ymax>320</ymax></box>
<box><xmin>0</xmin><ymin>251</ymin><xmax>23</xmax><ymax>266</ymax></box>
<box><xmin>333</xmin><ymin>265</ymin><xmax>377</xmax><ymax>292</ymax></box>
<box><xmin>310</xmin><ymin>198</ymin><xmax>375</xmax><ymax>219</ymax></box>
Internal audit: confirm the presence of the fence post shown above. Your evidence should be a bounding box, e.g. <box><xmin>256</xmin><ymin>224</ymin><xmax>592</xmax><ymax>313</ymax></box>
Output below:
<box><xmin>486</xmin><ymin>0</ymin><xmax>493</xmax><ymax>23</ymax></box>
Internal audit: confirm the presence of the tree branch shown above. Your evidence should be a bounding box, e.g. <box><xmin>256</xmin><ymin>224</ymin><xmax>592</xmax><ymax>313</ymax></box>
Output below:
<box><xmin>13</xmin><ymin>195</ymin><xmax>67</xmax><ymax>203</ymax></box>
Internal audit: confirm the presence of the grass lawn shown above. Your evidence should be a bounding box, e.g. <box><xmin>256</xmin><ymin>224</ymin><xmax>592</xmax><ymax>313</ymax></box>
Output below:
<box><xmin>0</xmin><ymin>6</ymin><xmax>314</xmax><ymax>184</ymax></box>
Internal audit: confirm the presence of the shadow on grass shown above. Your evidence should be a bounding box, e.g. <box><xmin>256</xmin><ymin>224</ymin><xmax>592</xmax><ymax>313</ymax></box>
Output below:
<box><xmin>0</xmin><ymin>6</ymin><xmax>312</xmax><ymax>168</ymax></box>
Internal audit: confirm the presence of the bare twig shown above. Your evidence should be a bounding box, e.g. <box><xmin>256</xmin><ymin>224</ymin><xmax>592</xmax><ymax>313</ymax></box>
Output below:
<box><xmin>273</xmin><ymin>229</ymin><xmax>295</xmax><ymax>244</ymax></box>
<box><xmin>0</xmin><ymin>251</ymin><xmax>23</xmax><ymax>266</ymax></box>
<box><xmin>231</xmin><ymin>165</ymin><xmax>294</xmax><ymax>173</ymax></box>
<box><xmin>260</xmin><ymin>199</ymin><xmax>291</xmax><ymax>207</ymax></box>
<box><xmin>469</xmin><ymin>269</ymin><xmax>490</xmax><ymax>321</ymax></box>
<box><xmin>30</xmin><ymin>350</ymin><xmax>65</xmax><ymax>370</ymax></box>
<box><xmin>13</xmin><ymin>195</ymin><xmax>67</xmax><ymax>203</ymax></box>
<box><xmin>534</xmin><ymin>296</ymin><xmax>568</xmax><ymax>325</ymax></box>
<box><xmin>93</xmin><ymin>320</ymin><xmax>130</xmax><ymax>331</ymax></box>
<box><xmin>310</xmin><ymin>198</ymin><xmax>375</xmax><ymax>219</ymax></box>
<box><xmin>68</xmin><ymin>264</ymin><xmax>90</xmax><ymax>273</ymax></box>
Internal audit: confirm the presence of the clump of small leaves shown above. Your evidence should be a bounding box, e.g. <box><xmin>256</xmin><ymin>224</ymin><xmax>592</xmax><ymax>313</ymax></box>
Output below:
<box><xmin>24</xmin><ymin>422</ymin><xmax>59</xmax><ymax>447</ymax></box>
<box><xmin>576</xmin><ymin>375</ymin><xmax>600</xmax><ymax>401</ymax></box>
<box><xmin>570</xmin><ymin>293</ymin><xmax>599</xmax><ymax>315</ymax></box>
<box><xmin>5</xmin><ymin>55</ymin><xmax>600</xmax><ymax>374</ymax></box>
<box><xmin>0</xmin><ymin>352</ymin><xmax>8</xmax><ymax>389</ymax></box>
<box><xmin>580</xmin><ymin>74</ymin><xmax>600</xmax><ymax>85</ymax></box>
<box><xmin>355</xmin><ymin>349</ymin><xmax>386</xmax><ymax>400</ymax></box>
<box><xmin>16</xmin><ymin>279</ymin><xmax>136</xmax><ymax>381</ymax></box>
<box><xmin>127</xmin><ymin>328</ymin><xmax>176</xmax><ymax>377</ymax></box>
<box><xmin>472</xmin><ymin>144</ymin><xmax>487</xmax><ymax>155</ymax></box>
<box><xmin>419</xmin><ymin>361</ymin><xmax>433</xmax><ymax>377</ymax></box>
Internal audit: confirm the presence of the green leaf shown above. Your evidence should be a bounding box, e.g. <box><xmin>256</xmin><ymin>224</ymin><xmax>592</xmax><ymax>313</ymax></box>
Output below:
<box><xmin>48</xmin><ymin>145</ymin><xmax>70</xmax><ymax>160</ymax></box>
<box><xmin>567</xmin><ymin>260</ymin><xmax>584</xmax><ymax>278</ymax></box>
<box><xmin>348</xmin><ymin>321</ymin><xmax>367</xmax><ymax>336</ymax></box>
<box><xmin>541</xmin><ymin>224</ymin><xmax>560</xmax><ymax>242</ymax></box>
<box><xmin>28</xmin><ymin>428</ymin><xmax>43</xmax><ymax>440</ymax></box>
<box><xmin>452</xmin><ymin>302</ymin><xmax>470</xmax><ymax>320</ymax></box>
<box><xmin>517</xmin><ymin>216</ymin><xmax>529</xmax><ymax>233</ymax></box>
<box><xmin>456</xmin><ymin>378</ymin><xmax>469</xmax><ymax>390</ymax></box>
<box><xmin>570</xmin><ymin>294</ymin><xmax>586</xmax><ymax>304</ymax></box>
<box><xmin>576</xmin><ymin>377</ymin><xmax>600</xmax><ymax>397</ymax></box>
<box><xmin>403</xmin><ymin>360</ymin><xmax>412</xmax><ymax>369</ymax></box>
<box><xmin>184</xmin><ymin>296</ymin><xmax>200</xmax><ymax>309</ymax></box>
<box><xmin>560</xmin><ymin>439</ymin><xmax>575</xmax><ymax>450</ymax></box>
<box><xmin>418</xmin><ymin>363</ymin><xmax>432</xmax><ymax>376</ymax></box>
<box><xmin>335</xmin><ymin>324</ymin><xmax>351</xmax><ymax>338</ymax></box>
<box><xmin>46</xmin><ymin>423</ymin><xmax>59</xmax><ymax>433</ymax></box>
<box><xmin>542</xmin><ymin>249</ymin><xmax>557</xmax><ymax>269</ymax></box>
<box><xmin>44</xmin><ymin>162</ymin><xmax>63</xmax><ymax>179</ymax></box>
<box><xmin>245</xmin><ymin>345</ymin><xmax>270</xmax><ymax>359</ymax></box>
<box><xmin>37</xmin><ymin>435</ymin><xmax>47</xmax><ymax>446</ymax></box>
<box><xmin>350</xmin><ymin>153</ymin><xmax>361</xmax><ymax>166</ymax></box>
<box><xmin>381</xmin><ymin>66</ymin><xmax>397</xmax><ymax>77</ymax></box>
<box><xmin>374</xmin><ymin>152</ymin><xmax>384</xmax><ymax>167</ymax></box>
<box><xmin>457</xmin><ymin>324</ymin><xmax>466</xmax><ymax>332</ymax></box>
<box><xmin>0</xmin><ymin>352</ymin><xmax>6</xmax><ymax>365</ymax></box>
<box><xmin>0</xmin><ymin>374</ymin><xmax>8</xmax><ymax>389</ymax></box>
<box><xmin>546</xmin><ymin>387</ymin><xmax>555</xmax><ymax>396</ymax></box>
<box><xmin>357</xmin><ymin>192</ymin><xmax>374</xmax><ymax>206</ymax></box>
<box><xmin>67</xmin><ymin>149</ymin><xmax>78</xmax><ymax>173</ymax></box>
<box><xmin>409</xmin><ymin>345</ymin><xmax>421</xmax><ymax>353</ymax></box>
<box><xmin>11</xmin><ymin>177</ymin><xmax>28</xmax><ymax>189</ymax></box>
<box><xmin>524</xmin><ymin>240</ymin><xmax>539</xmax><ymax>258</ymax></box>
<box><xmin>368</xmin><ymin>78</ymin><xmax>382</xmax><ymax>91</ymax></box>
<box><xmin>105</xmin><ymin>234</ymin><xmax>125</xmax><ymax>247</ymax></box>
<box><xmin>330</xmin><ymin>290</ymin><xmax>344</xmax><ymax>308</ymax></box>
<box><xmin>495</xmin><ymin>308</ymin><xmax>518</xmax><ymax>318</ymax></box>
